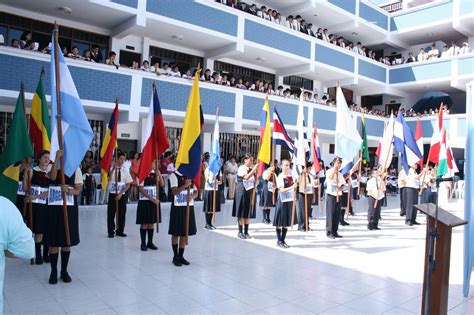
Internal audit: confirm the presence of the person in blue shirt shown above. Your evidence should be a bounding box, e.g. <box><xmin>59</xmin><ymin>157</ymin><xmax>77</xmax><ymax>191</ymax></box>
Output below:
<box><xmin>0</xmin><ymin>196</ymin><xmax>35</xmax><ymax>314</ymax></box>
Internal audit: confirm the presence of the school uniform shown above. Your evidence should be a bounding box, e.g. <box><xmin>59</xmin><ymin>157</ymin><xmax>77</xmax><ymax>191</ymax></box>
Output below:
<box><xmin>82</xmin><ymin>173</ymin><xmax>95</xmax><ymax>205</ymax></box>
<box><xmin>16</xmin><ymin>171</ymin><xmax>27</xmax><ymax>217</ymax></box>
<box><xmin>136</xmin><ymin>172</ymin><xmax>160</xmax><ymax>251</ymax></box>
<box><xmin>405</xmin><ymin>168</ymin><xmax>420</xmax><ymax>225</ymax></box>
<box><xmin>232</xmin><ymin>165</ymin><xmax>256</xmax><ymax>219</ymax></box>
<box><xmin>398</xmin><ymin>170</ymin><xmax>407</xmax><ymax>216</ymax></box>
<box><xmin>168</xmin><ymin>172</ymin><xmax>197</xmax><ymax>237</ymax></box>
<box><xmin>310</xmin><ymin>170</ymin><xmax>320</xmax><ymax>207</ymax></box>
<box><xmin>420</xmin><ymin>175</ymin><xmax>431</xmax><ymax>204</ymax></box>
<box><xmin>297</xmin><ymin>173</ymin><xmax>314</xmax><ymax>231</ymax></box>
<box><xmin>273</xmin><ymin>174</ymin><xmax>295</xmax><ymax>247</ymax></box>
<box><xmin>107</xmin><ymin>166</ymin><xmax>133</xmax><ymax>237</ymax></box>
<box><xmin>259</xmin><ymin>169</ymin><xmax>276</xmax><ymax>224</ymax></box>
<box><xmin>43</xmin><ymin>168</ymin><xmax>82</xmax><ymax>248</ymax></box>
<box><xmin>203</xmin><ymin>168</ymin><xmax>221</xmax><ymax>229</ymax></box>
<box><xmin>366</xmin><ymin>176</ymin><xmax>385</xmax><ymax>230</ymax></box>
<box><xmin>325</xmin><ymin>167</ymin><xmax>344</xmax><ymax>238</ymax></box>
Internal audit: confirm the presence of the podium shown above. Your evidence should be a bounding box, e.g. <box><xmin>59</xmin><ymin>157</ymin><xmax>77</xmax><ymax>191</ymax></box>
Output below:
<box><xmin>415</xmin><ymin>204</ymin><xmax>468</xmax><ymax>315</ymax></box>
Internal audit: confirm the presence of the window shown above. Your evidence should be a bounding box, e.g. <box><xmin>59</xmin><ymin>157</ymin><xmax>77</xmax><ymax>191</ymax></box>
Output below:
<box><xmin>149</xmin><ymin>46</ymin><xmax>203</xmax><ymax>74</ymax></box>
<box><xmin>0</xmin><ymin>12</ymin><xmax>110</xmax><ymax>59</ymax></box>
<box><xmin>283</xmin><ymin>76</ymin><xmax>313</xmax><ymax>92</ymax></box>
<box><xmin>119</xmin><ymin>50</ymin><xmax>141</xmax><ymax>68</ymax></box>
<box><xmin>214</xmin><ymin>61</ymin><xmax>275</xmax><ymax>85</ymax></box>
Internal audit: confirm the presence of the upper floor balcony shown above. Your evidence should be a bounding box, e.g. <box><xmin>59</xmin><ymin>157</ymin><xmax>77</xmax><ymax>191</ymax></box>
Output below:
<box><xmin>0</xmin><ymin>46</ymin><xmax>468</xmax><ymax>149</ymax></box>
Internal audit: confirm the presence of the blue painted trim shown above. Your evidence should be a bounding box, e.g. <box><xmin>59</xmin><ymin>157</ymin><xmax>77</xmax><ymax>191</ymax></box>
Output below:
<box><xmin>329</xmin><ymin>0</ymin><xmax>356</xmax><ymax>14</ymax></box>
<box><xmin>359</xmin><ymin>60</ymin><xmax>386</xmax><ymax>83</ymax></box>
<box><xmin>390</xmin><ymin>2</ymin><xmax>453</xmax><ymax>31</ymax></box>
<box><xmin>315</xmin><ymin>43</ymin><xmax>354</xmax><ymax>72</ymax></box>
<box><xmin>389</xmin><ymin>61</ymin><xmax>451</xmax><ymax>84</ymax></box>
<box><xmin>360</xmin><ymin>2</ymin><xmax>388</xmax><ymax>30</ymax></box>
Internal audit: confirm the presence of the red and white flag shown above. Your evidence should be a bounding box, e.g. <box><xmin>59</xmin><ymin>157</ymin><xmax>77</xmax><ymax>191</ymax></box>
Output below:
<box><xmin>137</xmin><ymin>85</ymin><xmax>169</xmax><ymax>183</ymax></box>
<box><xmin>427</xmin><ymin>105</ymin><xmax>444</xmax><ymax>164</ymax></box>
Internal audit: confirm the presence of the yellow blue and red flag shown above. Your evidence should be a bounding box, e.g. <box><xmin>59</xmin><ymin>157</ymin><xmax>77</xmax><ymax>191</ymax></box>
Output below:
<box><xmin>257</xmin><ymin>96</ymin><xmax>271</xmax><ymax>178</ymax></box>
<box><xmin>99</xmin><ymin>101</ymin><xmax>118</xmax><ymax>190</ymax></box>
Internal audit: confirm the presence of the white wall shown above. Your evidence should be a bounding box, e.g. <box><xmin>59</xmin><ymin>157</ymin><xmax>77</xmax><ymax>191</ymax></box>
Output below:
<box><xmin>117</xmin><ymin>122</ymin><xmax>140</xmax><ymax>141</ymax></box>
<box><xmin>111</xmin><ymin>35</ymin><xmax>144</xmax><ymax>64</ymax></box>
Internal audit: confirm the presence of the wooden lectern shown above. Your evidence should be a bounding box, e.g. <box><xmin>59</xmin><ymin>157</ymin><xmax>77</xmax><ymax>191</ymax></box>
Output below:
<box><xmin>415</xmin><ymin>203</ymin><xmax>468</xmax><ymax>315</ymax></box>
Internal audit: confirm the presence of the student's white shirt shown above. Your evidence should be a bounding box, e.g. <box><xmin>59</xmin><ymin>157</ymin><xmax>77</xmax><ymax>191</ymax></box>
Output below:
<box><xmin>405</xmin><ymin>168</ymin><xmax>419</xmax><ymax>189</ymax></box>
<box><xmin>448</xmin><ymin>46</ymin><xmax>460</xmax><ymax>56</ymax></box>
<box><xmin>292</xmin><ymin>20</ymin><xmax>300</xmax><ymax>31</ymax></box>
<box><xmin>141</xmin><ymin>66</ymin><xmax>150</xmax><ymax>72</ymax></box>
<box><xmin>366</xmin><ymin>177</ymin><xmax>385</xmax><ymax>200</ymax></box>
<box><xmin>109</xmin><ymin>166</ymin><xmax>133</xmax><ymax>185</ymax></box>
<box><xmin>326</xmin><ymin>167</ymin><xmax>345</xmax><ymax>196</ymax></box>
<box><xmin>322</xmin><ymin>34</ymin><xmax>330</xmax><ymax>42</ymax></box>
<box><xmin>460</xmin><ymin>46</ymin><xmax>471</xmax><ymax>54</ymax></box>
<box><xmin>339</xmin><ymin>42</ymin><xmax>346</xmax><ymax>48</ymax></box>
<box><xmin>170</xmin><ymin>71</ymin><xmax>181</xmax><ymax>77</ymax></box>
<box><xmin>440</xmin><ymin>50</ymin><xmax>449</xmax><ymax>58</ymax></box>
<box><xmin>428</xmin><ymin>49</ymin><xmax>439</xmax><ymax>59</ymax></box>
<box><xmin>182</xmin><ymin>73</ymin><xmax>193</xmax><ymax>79</ymax></box>
<box><xmin>417</xmin><ymin>52</ymin><xmax>427</xmax><ymax>61</ymax></box>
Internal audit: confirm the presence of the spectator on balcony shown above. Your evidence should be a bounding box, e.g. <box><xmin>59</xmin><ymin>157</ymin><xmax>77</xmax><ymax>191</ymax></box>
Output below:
<box><xmin>460</xmin><ymin>42</ymin><xmax>471</xmax><ymax>54</ymax></box>
<box><xmin>130</xmin><ymin>60</ymin><xmax>140</xmax><ymax>70</ymax></box>
<box><xmin>202</xmin><ymin>69</ymin><xmax>212</xmax><ymax>82</ymax></box>
<box><xmin>448</xmin><ymin>41</ymin><xmax>460</xmax><ymax>56</ymax></box>
<box><xmin>274</xmin><ymin>12</ymin><xmax>282</xmax><ymax>25</ymax></box>
<box><xmin>170</xmin><ymin>65</ymin><xmax>181</xmax><ymax>77</ymax></box>
<box><xmin>322</xmin><ymin>29</ymin><xmax>330</xmax><ymax>42</ymax></box>
<box><xmin>226</xmin><ymin>0</ymin><xmax>238</xmax><ymax>8</ymax></box>
<box><xmin>229</xmin><ymin>77</ymin><xmax>237</xmax><ymax>87</ymax></box>
<box><xmin>236</xmin><ymin>78</ymin><xmax>246</xmax><ymax>89</ymax></box>
<box><xmin>362</xmin><ymin>46</ymin><xmax>368</xmax><ymax>57</ymax></box>
<box><xmin>329</xmin><ymin>34</ymin><xmax>337</xmax><ymax>45</ymax></box>
<box><xmin>308</xmin><ymin>24</ymin><xmax>317</xmax><ymax>37</ymax></box>
<box><xmin>417</xmin><ymin>48</ymin><xmax>427</xmax><ymax>61</ymax></box>
<box><xmin>354</xmin><ymin>42</ymin><xmax>364</xmax><ymax>55</ymax></box>
<box><xmin>141</xmin><ymin>60</ymin><xmax>151</xmax><ymax>72</ymax></box>
<box><xmin>238</xmin><ymin>2</ymin><xmax>248</xmax><ymax>12</ymax></box>
<box><xmin>67</xmin><ymin>46</ymin><xmax>82</xmax><ymax>59</ymax></box>
<box><xmin>90</xmin><ymin>44</ymin><xmax>103</xmax><ymax>63</ymax></box>
<box><xmin>11</xmin><ymin>39</ymin><xmax>20</xmax><ymax>49</ymax></box>
<box><xmin>347</xmin><ymin>42</ymin><xmax>354</xmax><ymax>52</ymax></box>
<box><xmin>276</xmin><ymin>85</ymin><xmax>284</xmax><ymax>96</ymax></box>
<box><xmin>250</xmin><ymin>79</ymin><xmax>262</xmax><ymax>91</ymax></box>
<box><xmin>211</xmin><ymin>71</ymin><xmax>220</xmax><ymax>83</ymax></box>
<box><xmin>160</xmin><ymin>63</ymin><xmax>171</xmax><ymax>75</ymax></box>
<box><xmin>285</xmin><ymin>15</ymin><xmax>295</xmax><ymax>30</ymax></box>
<box><xmin>20</xmin><ymin>31</ymin><xmax>34</xmax><ymax>50</ymax></box>
<box><xmin>427</xmin><ymin>43</ymin><xmax>439</xmax><ymax>60</ymax></box>
<box><xmin>221</xmin><ymin>74</ymin><xmax>231</xmax><ymax>86</ymax></box>
<box><xmin>337</xmin><ymin>37</ymin><xmax>346</xmax><ymax>48</ymax></box>
<box><xmin>293</xmin><ymin>15</ymin><xmax>302</xmax><ymax>31</ymax></box>
<box><xmin>440</xmin><ymin>45</ymin><xmax>449</xmax><ymax>58</ymax></box>
<box><xmin>244</xmin><ymin>80</ymin><xmax>250</xmax><ymax>89</ymax></box>
<box><xmin>106</xmin><ymin>51</ymin><xmax>119</xmax><ymax>69</ymax></box>
<box><xmin>247</xmin><ymin>4</ymin><xmax>258</xmax><ymax>15</ymax></box>
<box><xmin>383</xmin><ymin>56</ymin><xmax>391</xmax><ymax>65</ymax></box>
<box><xmin>300</xmin><ymin>20</ymin><xmax>308</xmax><ymax>34</ymax></box>
<box><xmin>406</xmin><ymin>52</ymin><xmax>416</xmax><ymax>63</ymax></box>
<box><xmin>283</xmin><ymin>89</ymin><xmax>291</xmax><ymax>98</ymax></box>
<box><xmin>62</xmin><ymin>46</ymin><xmax>68</xmax><ymax>57</ymax></box>
<box><xmin>315</xmin><ymin>28</ymin><xmax>323</xmax><ymax>40</ymax></box>
<box><xmin>83</xmin><ymin>50</ymin><xmax>93</xmax><ymax>62</ymax></box>
<box><xmin>257</xmin><ymin>6</ymin><xmax>271</xmax><ymax>20</ymax></box>
<box><xmin>182</xmin><ymin>69</ymin><xmax>193</xmax><ymax>80</ymax></box>
<box><xmin>150</xmin><ymin>61</ymin><xmax>159</xmax><ymax>73</ymax></box>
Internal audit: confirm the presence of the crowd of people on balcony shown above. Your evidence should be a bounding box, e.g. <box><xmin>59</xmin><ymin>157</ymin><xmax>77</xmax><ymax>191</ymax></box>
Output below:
<box><xmin>215</xmin><ymin>0</ymin><xmax>472</xmax><ymax>67</ymax></box>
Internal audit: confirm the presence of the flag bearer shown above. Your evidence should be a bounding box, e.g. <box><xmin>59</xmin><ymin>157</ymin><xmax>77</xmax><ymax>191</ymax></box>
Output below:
<box><xmin>203</xmin><ymin>167</ymin><xmax>222</xmax><ymax>230</ymax></box>
<box><xmin>325</xmin><ymin>157</ymin><xmax>345</xmax><ymax>239</ymax></box>
<box><xmin>297</xmin><ymin>162</ymin><xmax>314</xmax><ymax>232</ymax></box>
<box><xmin>44</xmin><ymin>150</ymin><xmax>82</xmax><ymax>284</ymax></box>
<box><xmin>107</xmin><ymin>152</ymin><xmax>133</xmax><ymax>238</ymax></box>
<box><xmin>232</xmin><ymin>154</ymin><xmax>258</xmax><ymax>239</ymax></box>
<box><xmin>274</xmin><ymin>160</ymin><xmax>297</xmax><ymax>248</ymax></box>
<box><xmin>398</xmin><ymin>169</ymin><xmax>407</xmax><ymax>217</ymax></box>
<box><xmin>168</xmin><ymin>171</ymin><xmax>198</xmax><ymax>266</ymax></box>
<box><xmin>136</xmin><ymin>162</ymin><xmax>164</xmax><ymax>251</ymax></box>
<box><xmin>366</xmin><ymin>169</ymin><xmax>386</xmax><ymax>230</ymax></box>
<box><xmin>405</xmin><ymin>164</ymin><xmax>423</xmax><ymax>226</ymax></box>
<box><xmin>259</xmin><ymin>164</ymin><xmax>276</xmax><ymax>224</ymax></box>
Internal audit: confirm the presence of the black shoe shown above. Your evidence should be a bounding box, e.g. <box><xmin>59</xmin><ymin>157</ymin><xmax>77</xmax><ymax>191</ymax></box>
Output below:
<box><xmin>374</xmin><ymin>227</ymin><xmax>381</xmax><ymax>230</ymax></box>
<box><xmin>35</xmin><ymin>256</ymin><xmax>43</xmax><ymax>265</ymax></box>
<box><xmin>108</xmin><ymin>233</ymin><xmax>115</xmax><ymax>238</ymax></box>
<box><xmin>244</xmin><ymin>233</ymin><xmax>252</xmax><ymax>239</ymax></box>
<box><xmin>340</xmin><ymin>221</ymin><xmax>349</xmax><ymax>226</ymax></box>
<box><xmin>267</xmin><ymin>220</ymin><xmax>272</xmax><ymax>225</ymax></box>
<box><xmin>368</xmin><ymin>226</ymin><xmax>374</xmax><ymax>230</ymax></box>
<box><xmin>309</xmin><ymin>216</ymin><xmax>314</xmax><ymax>220</ymax></box>
<box><xmin>262</xmin><ymin>219</ymin><xmax>267</xmax><ymax>224</ymax></box>
<box><xmin>147</xmin><ymin>243</ymin><xmax>158</xmax><ymax>250</ymax></box>
<box><xmin>60</xmin><ymin>272</ymin><xmax>72</xmax><ymax>283</ymax></box>
<box><xmin>116</xmin><ymin>232</ymin><xmax>127</xmax><ymax>237</ymax></box>
<box><xmin>277</xmin><ymin>241</ymin><xmax>284</xmax><ymax>247</ymax></box>
<box><xmin>238</xmin><ymin>232</ymin><xmax>245</xmax><ymax>239</ymax></box>
<box><xmin>172</xmin><ymin>256</ymin><xmax>182</xmax><ymax>267</ymax></box>
<box><xmin>333</xmin><ymin>233</ymin><xmax>343</xmax><ymax>238</ymax></box>
<box><xmin>180</xmin><ymin>257</ymin><xmax>190</xmax><ymax>266</ymax></box>
<box><xmin>210</xmin><ymin>224</ymin><xmax>217</xmax><ymax>230</ymax></box>
<box><xmin>406</xmin><ymin>222</ymin><xmax>413</xmax><ymax>226</ymax></box>
<box><xmin>204</xmin><ymin>224</ymin><xmax>212</xmax><ymax>230</ymax></box>
<box><xmin>49</xmin><ymin>272</ymin><xmax>57</xmax><ymax>285</ymax></box>
<box><xmin>30</xmin><ymin>258</ymin><xmax>35</xmax><ymax>265</ymax></box>
<box><xmin>327</xmin><ymin>233</ymin><xmax>336</xmax><ymax>239</ymax></box>
<box><xmin>412</xmin><ymin>221</ymin><xmax>421</xmax><ymax>225</ymax></box>
<box><xmin>141</xmin><ymin>244</ymin><xmax>148</xmax><ymax>251</ymax></box>
<box><xmin>400</xmin><ymin>212</ymin><xmax>406</xmax><ymax>216</ymax></box>
<box><xmin>282</xmin><ymin>242</ymin><xmax>290</xmax><ymax>248</ymax></box>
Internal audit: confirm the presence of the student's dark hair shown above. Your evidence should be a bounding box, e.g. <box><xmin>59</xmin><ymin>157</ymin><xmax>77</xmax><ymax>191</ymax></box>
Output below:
<box><xmin>39</xmin><ymin>150</ymin><xmax>50</xmax><ymax>159</ymax></box>
<box><xmin>295</xmin><ymin>15</ymin><xmax>301</xmax><ymax>19</ymax></box>
<box><xmin>288</xmin><ymin>15</ymin><xmax>293</xmax><ymax>19</ymax></box>
<box><xmin>242</xmin><ymin>153</ymin><xmax>253</xmax><ymax>162</ymax></box>
<box><xmin>91</xmin><ymin>44</ymin><xmax>99</xmax><ymax>49</ymax></box>
<box><xmin>108</xmin><ymin>51</ymin><xmax>116</xmax><ymax>57</ymax></box>
<box><xmin>11</xmin><ymin>39</ymin><xmax>18</xmax><ymax>45</ymax></box>
<box><xmin>143</xmin><ymin>60</ymin><xmax>149</xmax><ymax>65</ymax></box>
<box><xmin>71</xmin><ymin>46</ymin><xmax>78</xmax><ymax>51</ymax></box>
<box><xmin>20</xmin><ymin>31</ymin><xmax>32</xmax><ymax>41</ymax></box>
<box><xmin>118</xmin><ymin>152</ymin><xmax>126</xmax><ymax>158</ymax></box>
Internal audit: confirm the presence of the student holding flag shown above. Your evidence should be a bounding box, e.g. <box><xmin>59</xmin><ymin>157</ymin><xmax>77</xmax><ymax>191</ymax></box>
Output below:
<box><xmin>203</xmin><ymin>112</ymin><xmax>223</xmax><ymax>230</ymax></box>
<box><xmin>297</xmin><ymin>162</ymin><xmax>314</xmax><ymax>232</ymax></box>
<box><xmin>325</xmin><ymin>157</ymin><xmax>345</xmax><ymax>239</ymax></box>
<box><xmin>274</xmin><ymin>159</ymin><xmax>297</xmax><ymax>248</ymax></box>
<box><xmin>232</xmin><ymin>154</ymin><xmax>258</xmax><ymax>239</ymax></box>
<box><xmin>171</xmin><ymin>68</ymin><xmax>203</xmax><ymax>266</ymax></box>
<box><xmin>366</xmin><ymin>167</ymin><xmax>386</xmax><ymax>230</ymax></box>
<box><xmin>259</xmin><ymin>164</ymin><xmax>276</xmax><ymax>225</ymax></box>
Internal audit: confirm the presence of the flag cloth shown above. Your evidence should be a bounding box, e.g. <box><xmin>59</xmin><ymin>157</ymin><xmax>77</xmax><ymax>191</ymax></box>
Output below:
<box><xmin>257</xmin><ymin>97</ymin><xmax>272</xmax><ymax>178</ymax></box>
<box><xmin>273</xmin><ymin>108</ymin><xmax>294</xmax><ymax>153</ymax></box>
<box><xmin>311</xmin><ymin>124</ymin><xmax>322</xmax><ymax>173</ymax></box>
<box><xmin>463</xmin><ymin>81</ymin><xmax>474</xmax><ymax>298</ymax></box>
<box><xmin>138</xmin><ymin>86</ymin><xmax>169</xmax><ymax>183</ymax></box>
<box><xmin>294</xmin><ymin>91</ymin><xmax>310</xmax><ymax>177</ymax></box>
<box><xmin>208</xmin><ymin>114</ymin><xmax>222</xmax><ymax>180</ymax></box>
<box><xmin>50</xmin><ymin>28</ymin><xmax>94</xmax><ymax>177</ymax></box>
<box><xmin>0</xmin><ymin>86</ymin><xmax>34</xmax><ymax>202</ymax></box>
<box><xmin>99</xmin><ymin>102</ymin><xmax>118</xmax><ymax>190</ymax></box>
<box><xmin>378</xmin><ymin>113</ymin><xmax>395</xmax><ymax>168</ymax></box>
<box><xmin>427</xmin><ymin>108</ymin><xmax>444</xmax><ymax>164</ymax></box>
<box><xmin>29</xmin><ymin>71</ymin><xmax>51</xmax><ymax>157</ymax></box>
<box><xmin>360</xmin><ymin>115</ymin><xmax>369</xmax><ymax>164</ymax></box>
<box><xmin>415</xmin><ymin>117</ymin><xmax>424</xmax><ymax>167</ymax></box>
<box><xmin>335</xmin><ymin>86</ymin><xmax>362</xmax><ymax>161</ymax></box>
<box><xmin>393</xmin><ymin>112</ymin><xmax>423</xmax><ymax>174</ymax></box>
<box><xmin>436</xmin><ymin>129</ymin><xmax>458</xmax><ymax>177</ymax></box>
<box><xmin>176</xmin><ymin>69</ymin><xmax>203</xmax><ymax>187</ymax></box>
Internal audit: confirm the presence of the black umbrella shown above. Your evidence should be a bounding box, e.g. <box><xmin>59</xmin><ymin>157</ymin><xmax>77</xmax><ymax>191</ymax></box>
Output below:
<box><xmin>411</xmin><ymin>91</ymin><xmax>452</xmax><ymax>113</ymax></box>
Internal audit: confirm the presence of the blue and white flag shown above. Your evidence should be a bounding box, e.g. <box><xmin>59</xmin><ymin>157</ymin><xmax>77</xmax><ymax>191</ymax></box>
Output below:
<box><xmin>393</xmin><ymin>112</ymin><xmax>422</xmax><ymax>174</ymax></box>
<box><xmin>293</xmin><ymin>92</ymin><xmax>310</xmax><ymax>179</ymax></box>
<box><xmin>208</xmin><ymin>114</ymin><xmax>222</xmax><ymax>180</ymax></box>
<box><xmin>335</xmin><ymin>86</ymin><xmax>362</xmax><ymax>162</ymax></box>
<box><xmin>50</xmin><ymin>28</ymin><xmax>94</xmax><ymax>176</ymax></box>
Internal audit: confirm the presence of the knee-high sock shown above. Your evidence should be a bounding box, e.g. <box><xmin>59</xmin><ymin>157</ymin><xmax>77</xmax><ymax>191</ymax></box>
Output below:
<box><xmin>172</xmin><ymin>243</ymin><xmax>178</xmax><ymax>257</ymax></box>
<box><xmin>206</xmin><ymin>213</ymin><xmax>212</xmax><ymax>226</ymax></box>
<box><xmin>43</xmin><ymin>243</ymin><xmax>49</xmax><ymax>258</ymax></box>
<box><xmin>140</xmin><ymin>228</ymin><xmax>147</xmax><ymax>246</ymax></box>
<box><xmin>244</xmin><ymin>224</ymin><xmax>249</xmax><ymax>234</ymax></box>
<box><xmin>178</xmin><ymin>247</ymin><xmax>185</xmax><ymax>258</ymax></box>
<box><xmin>276</xmin><ymin>228</ymin><xmax>282</xmax><ymax>242</ymax></box>
<box><xmin>35</xmin><ymin>243</ymin><xmax>41</xmax><ymax>259</ymax></box>
<box><xmin>49</xmin><ymin>253</ymin><xmax>58</xmax><ymax>274</ymax></box>
<box><xmin>147</xmin><ymin>229</ymin><xmax>154</xmax><ymax>244</ymax></box>
<box><xmin>238</xmin><ymin>225</ymin><xmax>243</xmax><ymax>234</ymax></box>
<box><xmin>282</xmin><ymin>228</ymin><xmax>288</xmax><ymax>242</ymax></box>
<box><xmin>60</xmin><ymin>251</ymin><xmax>70</xmax><ymax>274</ymax></box>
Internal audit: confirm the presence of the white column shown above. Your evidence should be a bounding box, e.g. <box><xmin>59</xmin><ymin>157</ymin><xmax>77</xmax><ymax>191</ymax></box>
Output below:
<box><xmin>234</xmin><ymin>91</ymin><xmax>243</xmax><ymax>132</ymax></box>
<box><xmin>203</xmin><ymin>132</ymin><xmax>212</xmax><ymax>153</ymax></box>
